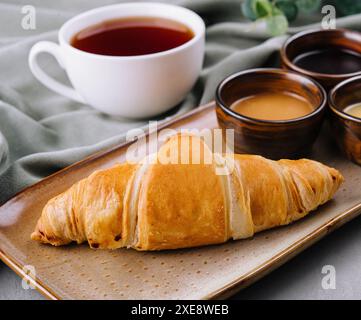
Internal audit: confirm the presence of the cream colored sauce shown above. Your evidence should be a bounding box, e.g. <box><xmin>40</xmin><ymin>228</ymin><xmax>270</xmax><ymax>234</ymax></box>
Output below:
<box><xmin>344</xmin><ymin>103</ymin><xmax>361</xmax><ymax>118</ymax></box>
<box><xmin>230</xmin><ymin>92</ymin><xmax>314</xmax><ymax>121</ymax></box>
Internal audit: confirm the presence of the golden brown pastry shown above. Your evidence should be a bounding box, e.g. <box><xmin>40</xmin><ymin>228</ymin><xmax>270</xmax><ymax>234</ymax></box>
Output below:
<box><xmin>31</xmin><ymin>134</ymin><xmax>344</xmax><ymax>251</ymax></box>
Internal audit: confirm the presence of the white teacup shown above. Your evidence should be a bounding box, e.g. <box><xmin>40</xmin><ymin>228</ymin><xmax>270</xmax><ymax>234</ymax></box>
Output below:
<box><xmin>29</xmin><ymin>2</ymin><xmax>205</xmax><ymax>118</ymax></box>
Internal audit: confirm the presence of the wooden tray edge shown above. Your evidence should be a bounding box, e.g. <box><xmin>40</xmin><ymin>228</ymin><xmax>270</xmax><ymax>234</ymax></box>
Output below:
<box><xmin>208</xmin><ymin>202</ymin><xmax>361</xmax><ymax>299</ymax></box>
<box><xmin>0</xmin><ymin>248</ymin><xmax>59</xmax><ymax>300</ymax></box>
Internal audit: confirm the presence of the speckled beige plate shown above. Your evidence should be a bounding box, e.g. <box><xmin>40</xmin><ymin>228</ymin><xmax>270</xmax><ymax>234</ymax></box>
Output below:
<box><xmin>1</xmin><ymin>103</ymin><xmax>361</xmax><ymax>300</ymax></box>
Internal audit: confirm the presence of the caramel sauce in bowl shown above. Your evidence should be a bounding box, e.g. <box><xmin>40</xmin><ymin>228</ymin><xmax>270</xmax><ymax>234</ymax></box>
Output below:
<box><xmin>215</xmin><ymin>68</ymin><xmax>327</xmax><ymax>159</ymax></box>
<box><xmin>230</xmin><ymin>92</ymin><xmax>314</xmax><ymax>121</ymax></box>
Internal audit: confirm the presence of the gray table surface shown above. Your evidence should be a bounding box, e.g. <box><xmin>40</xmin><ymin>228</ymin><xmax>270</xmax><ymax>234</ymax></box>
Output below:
<box><xmin>2</xmin><ymin>212</ymin><xmax>361</xmax><ymax>300</ymax></box>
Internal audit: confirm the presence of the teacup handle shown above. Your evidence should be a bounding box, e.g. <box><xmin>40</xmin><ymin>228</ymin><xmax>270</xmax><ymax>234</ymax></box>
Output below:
<box><xmin>28</xmin><ymin>41</ymin><xmax>85</xmax><ymax>103</ymax></box>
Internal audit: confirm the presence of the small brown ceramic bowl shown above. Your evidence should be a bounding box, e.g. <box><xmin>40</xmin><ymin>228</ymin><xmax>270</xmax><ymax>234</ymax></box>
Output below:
<box><xmin>215</xmin><ymin>68</ymin><xmax>327</xmax><ymax>159</ymax></box>
<box><xmin>281</xmin><ymin>29</ymin><xmax>361</xmax><ymax>90</ymax></box>
<box><xmin>329</xmin><ymin>75</ymin><xmax>361</xmax><ymax>165</ymax></box>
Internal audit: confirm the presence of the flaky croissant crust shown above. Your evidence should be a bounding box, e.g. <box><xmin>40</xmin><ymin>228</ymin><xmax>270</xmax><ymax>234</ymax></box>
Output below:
<box><xmin>31</xmin><ymin>134</ymin><xmax>344</xmax><ymax>251</ymax></box>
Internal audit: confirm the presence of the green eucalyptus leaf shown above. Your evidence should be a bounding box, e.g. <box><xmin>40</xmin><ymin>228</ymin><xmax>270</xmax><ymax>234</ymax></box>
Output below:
<box><xmin>241</xmin><ymin>0</ymin><xmax>258</xmax><ymax>20</ymax></box>
<box><xmin>275</xmin><ymin>0</ymin><xmax>298</xmax><ymax>22</ymax></box>
<box><xmin>252</xmin><ymin>0</ymin><xmax>273</xmax><ymax>18</ymax></box>
<box><xmin>265</xmin><ymin>13</ymin><xmax>289</xmax><ymax>36</ymax></box>
<box><xmin>333</xmin><ymin>0</ymin><xmax>361</xmax><ymax>16</ymax></box>
<box><xmin>241</xmin><ymin>0</ymin><xmax>291</xmax><ymax>35</ymax></box>
<box><xmin>296</xmin><ymin>0</ymin><xmax>321</xmax><ymax>12</ymax></box>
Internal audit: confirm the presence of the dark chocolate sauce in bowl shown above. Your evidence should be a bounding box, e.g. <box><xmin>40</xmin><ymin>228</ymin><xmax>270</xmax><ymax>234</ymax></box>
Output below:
<box><xmin>293</xmin><ymin>48</ymin><xmax>361</xmax><ymax>75</ymax></box>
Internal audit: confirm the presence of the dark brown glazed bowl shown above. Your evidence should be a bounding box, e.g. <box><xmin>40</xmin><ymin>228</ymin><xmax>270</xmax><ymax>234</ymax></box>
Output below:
<box><xmin>281</xmin><ymin>29</ymin><xmax>361</xmax><ymax>90</ymax></box>
<box><xmin>215</xmin><ymin>68</ymin><xmax>327</xmax><ymax>159</ymax></box>
<box><xmin>329</xmin><ymin>75</ymin><xmax>361</xmax><ymax>166</ymax></box>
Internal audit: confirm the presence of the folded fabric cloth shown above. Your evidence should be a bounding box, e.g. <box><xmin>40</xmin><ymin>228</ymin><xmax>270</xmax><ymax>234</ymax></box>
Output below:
<box><xmin>0</xmin><ymin>0</ymin><xmax>361</xmax><ymax>204</ymax></box>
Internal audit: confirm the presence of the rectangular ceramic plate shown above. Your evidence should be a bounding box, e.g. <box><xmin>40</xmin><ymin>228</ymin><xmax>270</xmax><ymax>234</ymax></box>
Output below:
<box><xmin>1</xmin><ymin>103</ymin><xmax>361</xmax><ymax>300</ymax></box>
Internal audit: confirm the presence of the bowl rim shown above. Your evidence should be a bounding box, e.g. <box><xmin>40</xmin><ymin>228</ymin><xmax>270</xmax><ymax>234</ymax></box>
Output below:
<box><xmin>329</xmin><ymin>75</ymin><xmax>361</xmax><ymax>124</ymax></box>
<box><xmin>215</xmin><ymin>68</ymin><xmax>327</xmax><ymax>126</ymax></box>
<box><xmin>281</xmin><ymin>28</ymin><xmax>361</xmax><ymax>79</ymax></box>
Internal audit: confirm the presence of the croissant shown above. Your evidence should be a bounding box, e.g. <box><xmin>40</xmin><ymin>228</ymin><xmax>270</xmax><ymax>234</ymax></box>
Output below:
<box><xmin>31</xmin><ymin>134</ymin><xmax>344</xmax><ymax>251</ymax></box>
